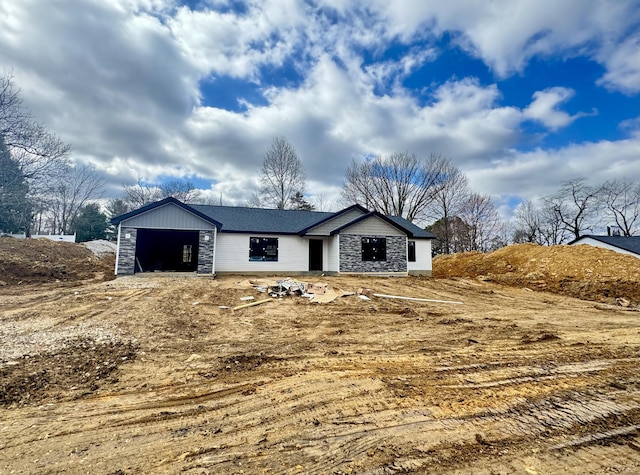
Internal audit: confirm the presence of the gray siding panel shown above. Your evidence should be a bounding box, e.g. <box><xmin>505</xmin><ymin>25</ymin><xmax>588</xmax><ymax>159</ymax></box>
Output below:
<box><xmin>306</xmin><ymin>209</ymin><xmax>366</xmax><ymax>235</ymax></box>
<box><xmin>121</xmin><ymin>203</ymin><xmax>215</xmax><ymax>230</ymax></box>
<box><xmin>339</xmin><ymin>215</ymin><xmax>405</xmax><ymax>236</ymax></box>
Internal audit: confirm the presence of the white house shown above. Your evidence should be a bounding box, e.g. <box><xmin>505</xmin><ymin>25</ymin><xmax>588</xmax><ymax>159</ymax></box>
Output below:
<box><xmin>568</xmin><ymin>235</ymin><xmax>640</xmax><ymax>259</ymax></box>
<box><xmin>111</xmin><ymin>197</ymin><xmax>434</xmax><ymax>276</ymax></box>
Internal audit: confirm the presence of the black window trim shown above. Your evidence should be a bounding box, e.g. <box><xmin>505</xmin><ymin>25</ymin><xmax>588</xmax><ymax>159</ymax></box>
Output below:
<box><xmin>361</xmin><ymin>236</ymin><xmax>387</xmax><ymax>261</ymax></box>
<box><xmin>408</xmin><ymin>240</ymin><xmax>416</xmax><ymax>262</ymax></box>
<box><xmin>249</xmin><ymin>236</ymin><xmax>279</xmax><ymax>262</ymax></box>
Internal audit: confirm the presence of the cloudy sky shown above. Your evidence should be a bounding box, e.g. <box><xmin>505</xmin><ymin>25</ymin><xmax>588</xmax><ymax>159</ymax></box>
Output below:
<box><xmin>1</xmin><ymin>0</ymin><xmax>639</xmax><ymax>217</ymax></box>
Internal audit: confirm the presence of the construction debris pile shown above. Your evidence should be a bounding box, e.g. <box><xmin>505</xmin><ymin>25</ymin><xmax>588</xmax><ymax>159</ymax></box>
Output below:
<box><xmin>433</xmin><ymin>243</ymin><xmax>640</xmax><ymax>305</ymax></box>
<box><xmin>246</xmin><ymin>278</ymin><xmax>355</xmax><ymax>304</ymax></box>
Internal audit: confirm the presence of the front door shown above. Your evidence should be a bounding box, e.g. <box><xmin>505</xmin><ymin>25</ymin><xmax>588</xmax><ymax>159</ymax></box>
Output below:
<box><xmin>309</xmin><ymin>239</ymin><xmax>323</xmax><ymax>271</ymax></box>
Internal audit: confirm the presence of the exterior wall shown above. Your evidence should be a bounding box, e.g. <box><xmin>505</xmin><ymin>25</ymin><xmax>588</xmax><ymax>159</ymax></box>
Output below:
<box><xmin>305</xmin><ymin>208</ymin><xmax>366</xmax><ymax>235</ymax></box>
<box><xmin>197</xmin><ymin>230</ymin><xmax>215</xmax><ymax>274</ymax></box>
<box><xmin>408</xmin><ymin>239</ymin><xmax>433</xmax><ymax>276</ymax></box>
<box><xmin>121</xmin><ymin>203</ymin><xmax>216</xmax><ymax>230</ymax></box>
<box><xmin>339</xmin><ymin>234</ymin><xmax>407</xmax><ymax>273</ymax></box>
<box><xmin>116</xmin><ymin>227</ymin><xmax>137</xmax><ymax>275</ymax></box>
<box><xmin>215</xmin><ymin>233</ymin><xmax>310</xmax><ymax>273</ymax></box>
<box><xmin>340</xmin><ymin>216</ymin><xmax>405</xmax><ymax>236</ymax></box>
<box><xmin>571</xmin><ymin>238</ymin><xmax>640</xmax><ymax>259</ymax></box>
<box><xmin>326</xmin><ymin>235</ymin><xmax>339</xmax><ymax>272</ymax></box>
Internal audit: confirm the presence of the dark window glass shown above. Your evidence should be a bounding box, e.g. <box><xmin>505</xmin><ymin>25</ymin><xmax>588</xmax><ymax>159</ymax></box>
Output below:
<box><xmin>249</xmin><ymin>237</ymin><xmax>278</xmax><ymax>261</ymax></box>
<box><xmin>361</xmin><ymin>237</ymin><xmax>386</xmax><ymax>261</ymax></box>
<box><xmin>408</xmin><ymin>241</ymin><xmax>416</xmax><ymax>262</ymax></box>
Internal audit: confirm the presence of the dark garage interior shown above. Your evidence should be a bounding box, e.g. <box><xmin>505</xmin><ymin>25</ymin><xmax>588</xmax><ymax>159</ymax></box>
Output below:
<box><xmin>135</xmin><ymin>229</ymin><xmax>199</xmax><ymax>272</ymax></box>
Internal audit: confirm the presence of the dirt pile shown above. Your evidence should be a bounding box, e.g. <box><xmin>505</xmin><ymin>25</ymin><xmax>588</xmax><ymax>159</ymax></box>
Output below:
<box><xmin>433</xmin><ymin>243</ymin><xmax>640</xmax><ymax>304</ymax></box>
<box><xmin>0</xmin><ymin>236</ymin><xmax>115</xmax><ymax>287</ymax></box>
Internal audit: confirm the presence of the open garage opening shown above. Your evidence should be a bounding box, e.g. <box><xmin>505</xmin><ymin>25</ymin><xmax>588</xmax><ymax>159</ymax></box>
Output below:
<box><xmin>135</xmin><ymin>229</ymin><xmax>200</xmax><ymax>273</ymax></box>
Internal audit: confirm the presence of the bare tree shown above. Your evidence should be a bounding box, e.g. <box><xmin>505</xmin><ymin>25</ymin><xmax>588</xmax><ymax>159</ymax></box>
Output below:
<box><xmin>601</xmin><ymin>179</ymin><xmax>640</xmax><ymax>235</ymax></box>
<box><xmin>122</xmin><ymin>178</ymin><xmax>162</xmax><ymax>209</ymax></box>
<box><xmin>256</xmin><ymin>136</ymin><xmax>307</xmax><ymax>209</ymax></box>
<box><xmin>46</xmin><ymin>165</ymin><xmax>105</xmax><ymax>234</ymax></box>
<box><xmin>159</xmin><ymin>179</ymin><xmax>201</xmax><ymax>203</ymax></box>
<box><xmin>106</xmin><ymin>198</ymin><xmax>130</xmax><ymax>218</ymax></box>
<box><xmin>342</xmin><ymin>152</ymin><xmax>449</xmax><ymax>222</ymax></box>
<box><xmin>1</xmin><ymin>73</ymin><xmax>71</xmax><ymax>233</ymax></box>
<box><xmin>459</xmin><ymin>193</ymin><xmax>502</xmax><ymax>252</ymax></box>
<box><xmin>543</xmin><ymin>178</ymin><xmax>603</xmax><ymax>241</ymax></box>
<box><xmin>425</xmin><ymin>160</ymin><xmax>469</xmax><ymax>254</ymax></box>
<box><xmin>538</xmin><ymin>201</ymin><xmax>568</xmax><ymax>245</ymax></box>
<box><xmin>512</xmin><ymin>200</ymin><xmax>543</xmax><ymax>244</ymax></box>
<box><xmin>1</xmin><ymin>74</ymin><xmax>70</xmax><ymax>185</ymax></box>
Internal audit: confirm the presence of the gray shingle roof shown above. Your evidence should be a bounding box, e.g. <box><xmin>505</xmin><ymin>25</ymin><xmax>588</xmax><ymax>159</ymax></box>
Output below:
<box><xmin>112</xmin><ymin>197</ymin><xmax>435</xmax><ymax>238</ymax></box>
<box><xmin>190</xmin><ymin>204</ymin><xmax>334</xmax><ymax>233</ymax></box>
<box><xmin>386</xmin><ymin>216</ymin><xmax>435</xmax><ymax>239</ymax></box>
<box><xmin>574</xmin><ymin>235</ymin><xmax>640</xmax><ymax>256</ymax></box>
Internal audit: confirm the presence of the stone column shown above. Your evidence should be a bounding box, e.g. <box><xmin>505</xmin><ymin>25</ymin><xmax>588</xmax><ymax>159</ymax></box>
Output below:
<box><xmin>117</xmin><ymin>227</ymin><xmax>137</xmax><ymax>275</ymax></box>
<box><xmin>197</xmin><ymin>230</ymin><xmax>215</xmax><ymax>274</ymax></box>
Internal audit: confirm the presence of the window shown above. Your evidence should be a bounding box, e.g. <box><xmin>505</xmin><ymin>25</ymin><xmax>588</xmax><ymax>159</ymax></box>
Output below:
<box><xmin>408</xmin><ymin>240</ymin><xmax>416</xmax><ymax>262</ymax></box>
<box><xmin>361</xmin><ymin>237</ymin><xmax>386</xmax><ymax>261</ymax></box>
<box><xmin>249</xmin><ymin>237</ymin><xmax>278</xmax><ymax>261</ymax></box>
<box><xmin>182</xmin><ymin>244</ymin><xmax>193</xmax><ymax>263</ymax></box>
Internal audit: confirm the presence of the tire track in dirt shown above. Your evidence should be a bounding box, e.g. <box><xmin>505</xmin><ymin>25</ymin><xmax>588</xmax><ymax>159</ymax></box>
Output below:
<box><xmin>2</xmin><ymin>275</ymin><xmax>639</xmax><ymax>474</ymax></box>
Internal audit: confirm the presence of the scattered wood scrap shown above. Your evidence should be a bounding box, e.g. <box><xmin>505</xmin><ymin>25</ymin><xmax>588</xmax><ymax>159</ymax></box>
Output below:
<box><xmin>372</xmin><ymin>293</ymin><xmax>463</xmax><ymax>305</ymax></box>
<box><xmin>232</xmin><ymin>298</ymin><xmax>273</xmax><ymax>311</ymax></box>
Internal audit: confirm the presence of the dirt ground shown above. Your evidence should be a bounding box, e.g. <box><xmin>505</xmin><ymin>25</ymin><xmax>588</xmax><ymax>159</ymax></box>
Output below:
<box><xmin>1</xmin><ymin>241</ymin><xmax>640</xmax><ymax>474</ymax></box>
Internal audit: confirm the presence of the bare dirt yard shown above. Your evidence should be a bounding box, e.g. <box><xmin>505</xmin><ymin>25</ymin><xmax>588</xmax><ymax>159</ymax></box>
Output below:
<box><xmin>1</xmin><ymin>239</ymin><xmax>639</xmax><ymax>474</ymax></box>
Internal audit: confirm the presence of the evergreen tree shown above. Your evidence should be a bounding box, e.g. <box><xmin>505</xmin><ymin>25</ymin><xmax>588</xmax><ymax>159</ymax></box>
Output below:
<box><xmin>74</xmin><ymin>203</ymin><xmax>109</xmax><ymax>242</ymax></box>
<box><xmin>0</xmin><ymin>134</ymin><xmax>30</xmax><ymax>233</ymax></box>
<box><xmin>290</xmin><ymin>191</ymin><xmax>315</xmax><ymax>210</ymax></box>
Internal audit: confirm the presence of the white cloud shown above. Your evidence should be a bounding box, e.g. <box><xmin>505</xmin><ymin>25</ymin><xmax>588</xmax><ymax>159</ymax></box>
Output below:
<box><xmin>523</xmin><ymin>87</ymin><xmax>595</xmax><ymax>130</ymax></box>
<box><xmin>468</xmin><ymin>137</ymin><xmax>640</xmax><ymax>202</ymax></box>
<box><xmin>0</xmin><ymin>0</ymin><xmax>637</xmax><ymax>214</ymax></box>
<box><xmin>167</xmin><ymin>0</ymin><xmax>306</xmax><ymax>79</ymax></box>
<box><xmin>597</xmin><ymin>35</ymin><xmax>640</xmax><ymax>94</ymax></box>
<box><xmin>364</xmin><ymin>0</ymin><xmax>639</xmax><ymax>82</ymax></box>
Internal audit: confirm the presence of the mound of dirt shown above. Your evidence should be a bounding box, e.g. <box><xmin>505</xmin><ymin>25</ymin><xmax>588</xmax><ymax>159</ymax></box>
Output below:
<box><xmin>0</xmin><ymin>236</ymin><xmax>115</xmax><ymax>287</ymax></box>
<box><xmin>433</xmin><ymin>243</ymin><xmax>640</xmax><ymax>305</ymax></box>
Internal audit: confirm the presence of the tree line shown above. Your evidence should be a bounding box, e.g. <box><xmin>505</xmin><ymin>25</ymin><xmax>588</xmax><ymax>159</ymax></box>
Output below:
<box><xmin>2</xmin><ymin>72</ymin><xmax>637</xmax><ymax>248</ymax></box>
<box><xmin>512</xmin><ymin>178</ymin><xmax>640</xmax><ymax>244</ymax></box>
<box><xmin>0</xmin><ymin>73</ymin><xmax>104</xmax><ymax>240</ymax></box>
<box><xmin>250</xmin><ymin>138</ymin><xmax>639</xmax><ymax>253</ymax></box>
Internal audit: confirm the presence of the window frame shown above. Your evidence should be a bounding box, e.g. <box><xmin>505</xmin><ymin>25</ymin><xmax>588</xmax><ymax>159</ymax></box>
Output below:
<box><xmin>249</xmin><ymin>237</ymin><xmax>279</xmax><ymax>262</ymax></box>
<box><xmin>407</xmin><ymin>240</ymin><xmax>416</xmax><ymax>262</ymax></box>
<box><xmin>182</xmin><ymin>244</ymin><xmax>193</xmax><ymax>263</ymax></box>
<box><xmin>361</xmin><ymin>237</ymin><xmax>387</xmax><ymax>261</ymax></box>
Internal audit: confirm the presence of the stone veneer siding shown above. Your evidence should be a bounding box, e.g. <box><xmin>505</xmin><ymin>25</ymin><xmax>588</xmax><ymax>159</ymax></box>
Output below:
<box><xmin>339</xmin><ymin>234</ymin><xmax>407</xmax><ymax>273</ymax></box>
<box><xmin>117</xmin><ymin>227</ymin><xmax>137</xmax><ymax>275</ymax></box>
<box><xmin>197</xmin><ymin>230</ymin><xmax>215</xmax><ymax>274</ymax></box>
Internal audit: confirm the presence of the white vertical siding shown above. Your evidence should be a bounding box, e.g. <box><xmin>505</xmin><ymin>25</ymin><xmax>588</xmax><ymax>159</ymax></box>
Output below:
<box><xmin>216</xmin><ymin>233</ymin><xmax>310</xmax><ymax>272</ymax></box>
<box><xmin>326</xmin><ymin>236</ymin><xmax>339</xmax><ymax>272</ymax></box>
<box><xmin>407</xmin><ymin>239</ymin><xmax>432</xmax><ymax>274</ymax></box>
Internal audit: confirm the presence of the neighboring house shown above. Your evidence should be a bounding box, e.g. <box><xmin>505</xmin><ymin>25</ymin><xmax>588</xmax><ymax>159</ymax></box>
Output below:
<box><xmin>111</xmin><ymin>197</ymin><xmax>434</xmax><ymax>276</ymax></box>
<box><xmin>568</xmin><ymin>235</ymin><xmax>640</xmax><ymax>259</ymax></box>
